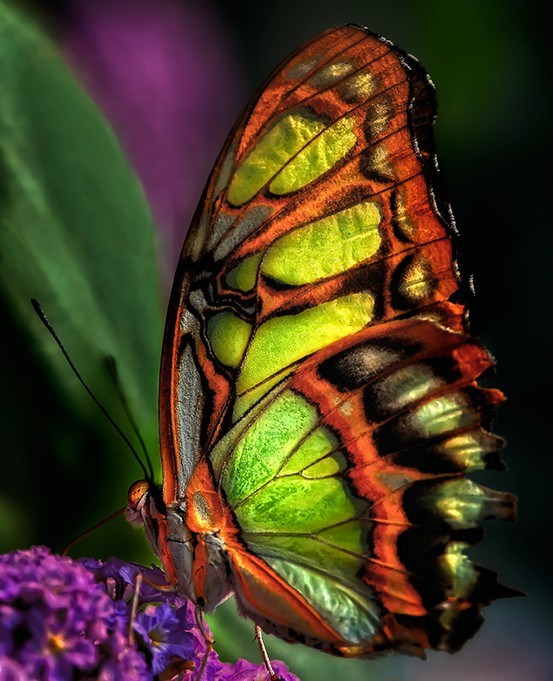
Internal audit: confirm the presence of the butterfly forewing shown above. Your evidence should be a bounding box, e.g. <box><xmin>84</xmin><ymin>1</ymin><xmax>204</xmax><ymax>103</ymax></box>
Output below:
<box><xmin>157</xmin><ymin>24</ymin><xmax>515</xmax><ymax>656</ymax></box>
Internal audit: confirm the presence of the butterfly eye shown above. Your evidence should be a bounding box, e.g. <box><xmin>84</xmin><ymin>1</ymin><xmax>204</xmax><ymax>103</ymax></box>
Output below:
<box><xmin>127</xmin><ymin>480</ymin><xmax>150</xmax><ymax>511</ymax></box>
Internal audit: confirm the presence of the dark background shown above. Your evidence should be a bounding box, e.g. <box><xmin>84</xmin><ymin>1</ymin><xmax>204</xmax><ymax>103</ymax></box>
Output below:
<box><xmin>1</xmin><ymin>1</ymin><xmax>550</xmax><ymax>679</ymax></box>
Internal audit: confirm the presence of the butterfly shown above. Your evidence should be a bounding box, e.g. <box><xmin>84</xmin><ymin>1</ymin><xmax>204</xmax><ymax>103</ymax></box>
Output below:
<box><xmin>127</xmin><ymin>24</ymin><xmax>516</xmax><ymax>658</ymax></box>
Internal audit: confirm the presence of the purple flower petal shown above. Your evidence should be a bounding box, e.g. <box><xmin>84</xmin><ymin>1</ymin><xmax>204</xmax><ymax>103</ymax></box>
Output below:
<box><xmin>0</xmin><ymin>657</ymin><xmax>28</xmax><ymax>681</ymax></box>
<box><xmin>81</xmin><ymin>556</ymin><xmax>172</xmax><ymax>604</ymax></box>
<box><xmin>0</xmin><ymin>607</ymin><xmax>21</xmax><ymax>657</ymax></box>
<box><xmin>97</xmin><ymin>639</ymin><xmax>151</xmax><ymax>681</ymax></box>
<box><xmin>135</xmin><ymin>602</ymin><xmax>193</xmax><ymax>674</ymax></box>
<box><xmin>218</xmin><ymin>658</ymin><xmax>300</xmax><ymax>681</ymax></box>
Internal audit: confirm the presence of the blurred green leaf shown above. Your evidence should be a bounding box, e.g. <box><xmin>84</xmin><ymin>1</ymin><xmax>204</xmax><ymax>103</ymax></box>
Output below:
<box><xmin>0</xmin><ymin>1</ymin><xmax>163</xmax><ymax>555</ymax></box>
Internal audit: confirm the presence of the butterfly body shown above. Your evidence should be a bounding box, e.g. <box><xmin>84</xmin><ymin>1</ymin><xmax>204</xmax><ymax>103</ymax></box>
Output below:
<box><xmin>128</xmin><ymin>24</ymin><xmax>516</xmax><ymax>658</ymax></box>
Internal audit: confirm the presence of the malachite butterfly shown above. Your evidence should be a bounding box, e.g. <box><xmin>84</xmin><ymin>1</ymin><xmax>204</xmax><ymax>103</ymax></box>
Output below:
<box><xmin>126</xmin><ymin>24</ymin><xmax>517</xmax><ymax>658</ymax></box>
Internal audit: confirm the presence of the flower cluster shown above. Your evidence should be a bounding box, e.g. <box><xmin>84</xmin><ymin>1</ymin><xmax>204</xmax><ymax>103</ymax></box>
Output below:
<box><xmin>0</xmin><ymin>547</ymin><xmax>298</xmax><ymax>681</ymax></box>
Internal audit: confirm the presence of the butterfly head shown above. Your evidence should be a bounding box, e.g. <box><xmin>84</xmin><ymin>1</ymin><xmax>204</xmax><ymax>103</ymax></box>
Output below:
<box><xmin>125</xmin><ymin>479</ymin><xmax>153</xmax><ymax>526</ymax></box>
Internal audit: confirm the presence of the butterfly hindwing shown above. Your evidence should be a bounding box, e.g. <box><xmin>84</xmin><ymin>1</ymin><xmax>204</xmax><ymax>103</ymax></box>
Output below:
<box><xmin>157</xmin><ymin>25</ymin><xmax>515</xmax><ymax>656</ymax></box>
<box><xmin>203</xmin><ymin>303</ymin><xmax>513</xmax><ymax>654</ymax></box>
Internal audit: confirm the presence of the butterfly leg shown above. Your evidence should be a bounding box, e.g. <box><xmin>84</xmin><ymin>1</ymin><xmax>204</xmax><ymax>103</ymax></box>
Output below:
<box><xmin>128</xmin><ymin>572</ymin><xmax>143</xmax><ymax>645</ymax></box>
<box><xmin>140</xmin><ymin>572</ymin><xmax>179</xmax><ymax>592</ymax></box>
<box><xmin>128</xmin><ymin>572</ymin><xmax>178</xmax><ymax>644</ymax></box>
<box><xmin>254</xmin><ymin>625</ymin><xmax>282</xmax><ymax>681</ymax></box>
<box><xmin>195</xmin><ymin>602</ymin><xmax>215</xmax><ymax>681</ymax></box>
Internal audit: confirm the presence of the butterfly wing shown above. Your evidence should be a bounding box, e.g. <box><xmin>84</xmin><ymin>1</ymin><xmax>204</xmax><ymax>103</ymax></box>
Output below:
<box><xmin>158</xmin><ymin>25</ymin><xmax>515</xmax><ymax>655</ymax></box>
<box><xmin>207</xmin><ymin>306</ymin><xmax>513</xmax><ymax>654</ymax></box>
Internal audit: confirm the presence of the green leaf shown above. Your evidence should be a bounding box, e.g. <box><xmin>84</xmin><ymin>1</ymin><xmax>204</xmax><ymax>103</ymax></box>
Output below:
<box><xmin>0</xmin><ymin>1</ymin><xmax>163</xmax><ymax>556</ymax></box>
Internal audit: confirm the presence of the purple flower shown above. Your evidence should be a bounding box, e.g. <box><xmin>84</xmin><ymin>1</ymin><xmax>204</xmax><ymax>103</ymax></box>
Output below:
<box><xmin>81</xmin><ymin>557</ymin><xmax>223</xmax><ymax>679</ymax></box>
<box><xmin>0</xmin><ymin>548</ymin><xmax>153</xmax><ymax>680</ymax></box>
<box><xmin>1</xmin><ymin>548</ymin><xmax>299</xmax><ymax>680</ymax></box>
<box><xmin>96</xmin><ymin>631</ymin><xmax>151</xmax><ymax>681</ymax></box>
<box><xmin>81</xmin><ymin>556</ymin><xmax>173</xmax><ymax>604</ymax></box>
<box><xmin>0</xmin><ymin>547</ymin><xmax>124</xmax><ymax>679</ymax></box>
<box><xmin>134</xmin><ymin>602</ymin><xmax>193</xmax><ymax>674</ymax></box>
<box><xmin>172</xmin><ymin>600</ymin><xmax>222</xmax><ymax>681</ymax></box>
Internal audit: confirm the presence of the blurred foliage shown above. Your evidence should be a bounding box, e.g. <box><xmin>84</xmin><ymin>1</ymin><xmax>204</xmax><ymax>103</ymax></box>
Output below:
<box><xmin>0</xmin><ymin>0</ymin><xmax>163</xmax><ymax>560</ymax></box>
<box><xmin>0</xmin><ymin>0</ymin><xmax>551</xmax><ymax>679</ymax></box>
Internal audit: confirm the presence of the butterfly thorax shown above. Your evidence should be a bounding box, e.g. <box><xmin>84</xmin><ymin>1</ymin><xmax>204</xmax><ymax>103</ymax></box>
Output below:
<box><xmin>184</xmin><ymin>460</ymin><xmax>226</xmax><ymax>535</ymax></box>
<box><xmin>126</xmin><ymin>466</ymin><xmax>235</xmax><ymax>612</ymax></box>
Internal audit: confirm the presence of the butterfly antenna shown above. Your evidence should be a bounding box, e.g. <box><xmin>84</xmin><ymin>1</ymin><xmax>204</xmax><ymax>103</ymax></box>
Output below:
<box><xmin>62</xmin><ymin>506</ymin><xmax>125</xmax><ymax>556</ymax></box>
<box><xmin>104</xmin><ymin>355</ymin><xmax>155</xmax><ymax>482</ymax></box>
<box><xmin>31</xmin><ymin>298</ymin><xmax>150</xmax><ymax>481</ymax></box>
